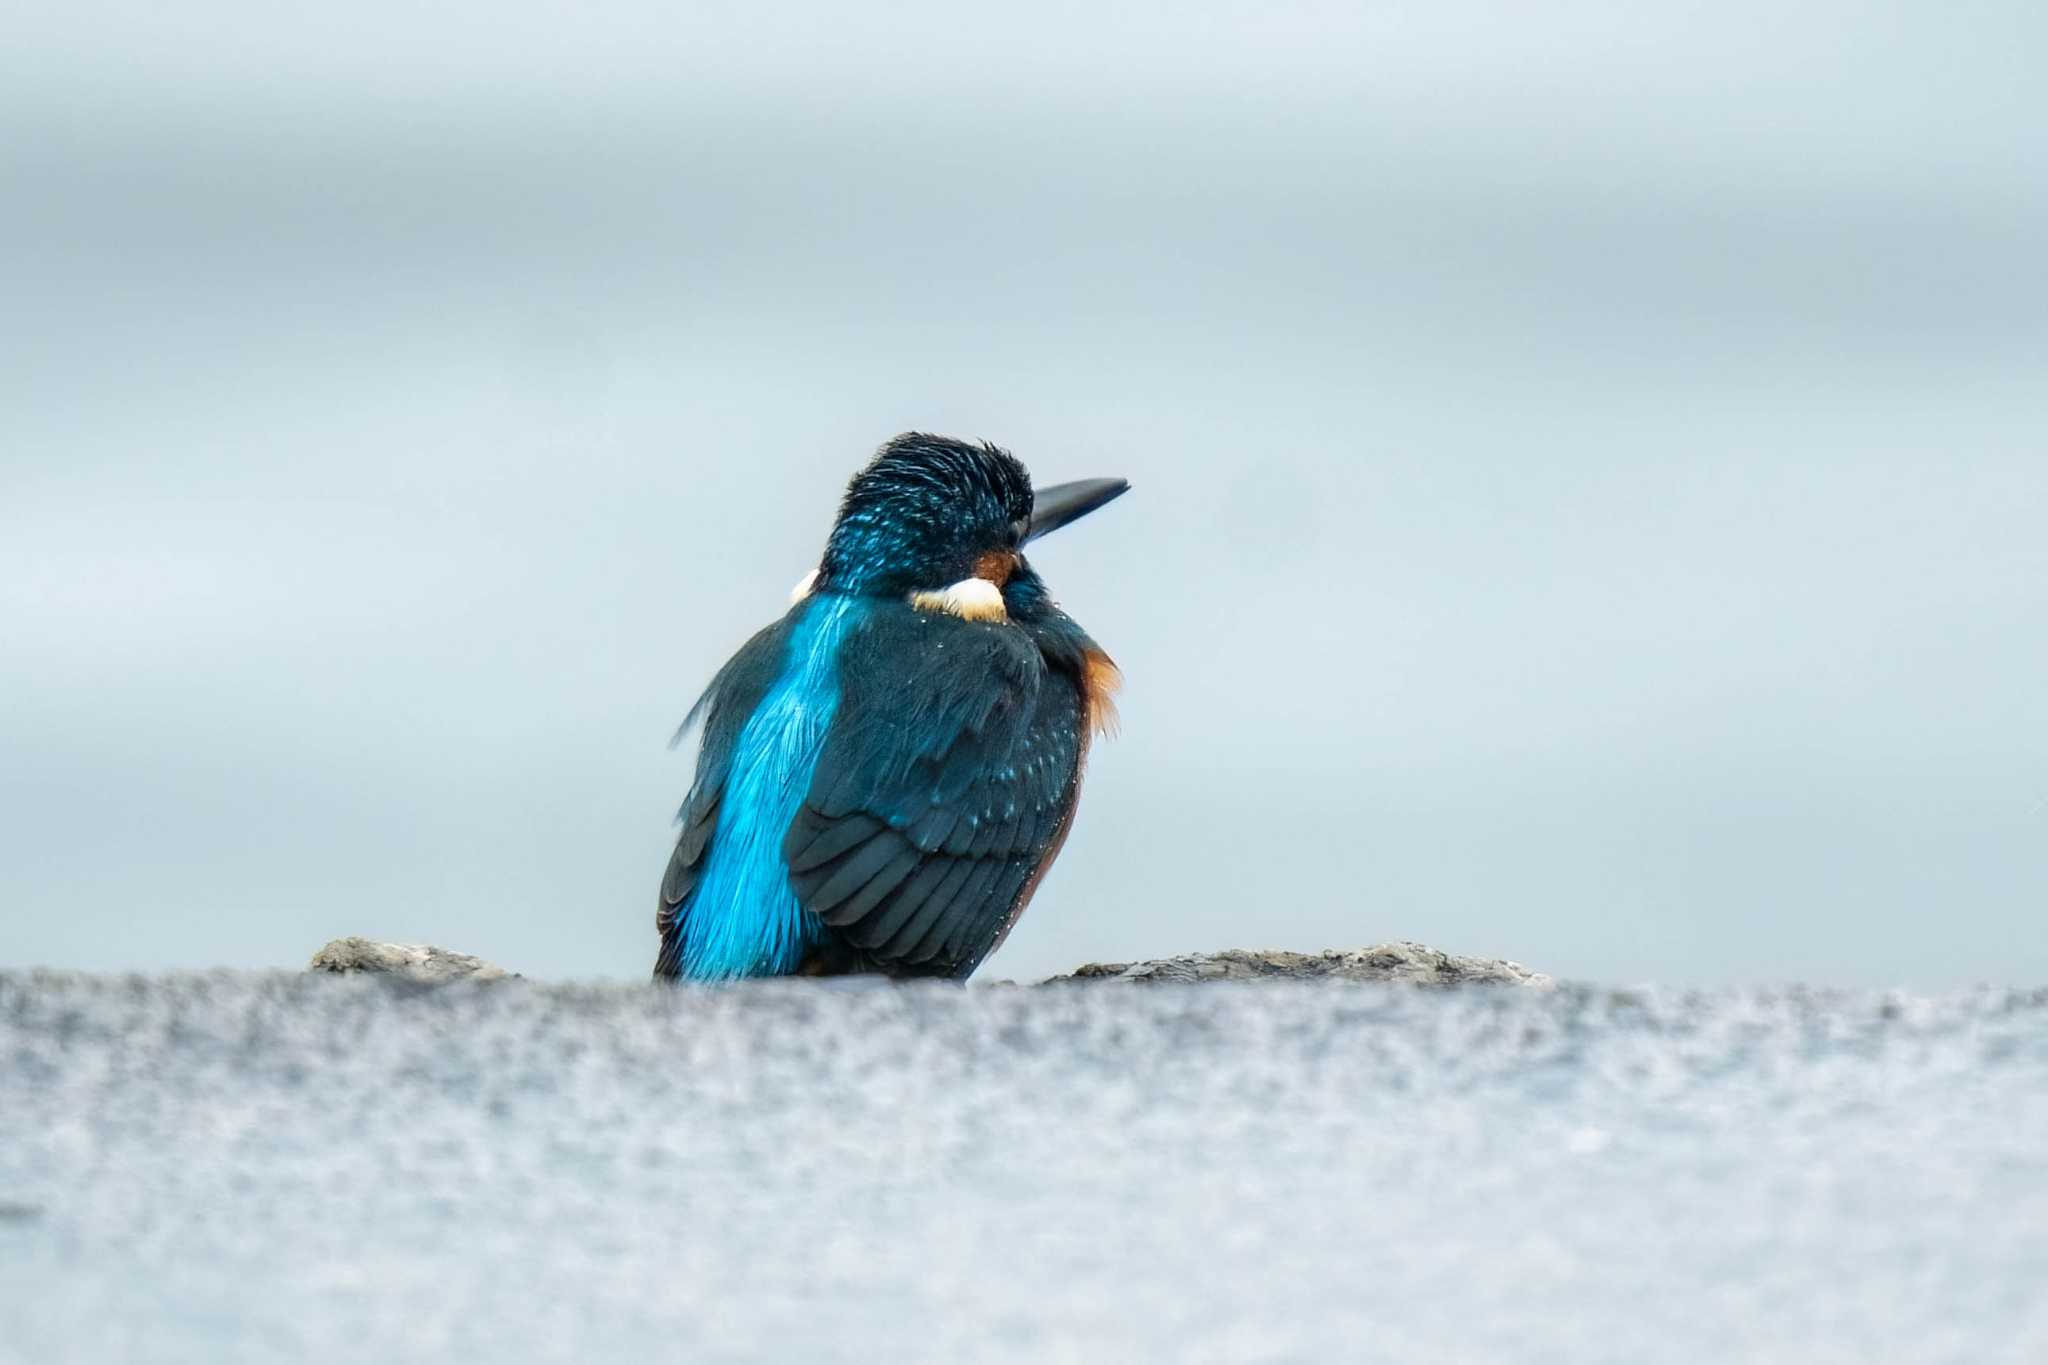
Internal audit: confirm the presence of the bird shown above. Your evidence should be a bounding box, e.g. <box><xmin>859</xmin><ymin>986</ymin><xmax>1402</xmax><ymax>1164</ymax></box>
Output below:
<box><xmin>653</xmin><ymin>432</ymin><xmax>1128</xmax><ymax>982</ymax></box>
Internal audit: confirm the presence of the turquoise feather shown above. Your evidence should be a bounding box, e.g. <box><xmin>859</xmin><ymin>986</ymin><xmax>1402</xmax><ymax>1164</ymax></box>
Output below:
<box><xmin>676</xmin><ymin>594</ymin><xmax>861</xmax><ymax>979</ymax></box>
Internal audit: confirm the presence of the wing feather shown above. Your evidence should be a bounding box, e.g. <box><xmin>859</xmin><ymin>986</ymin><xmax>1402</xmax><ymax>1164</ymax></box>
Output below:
<box><xmin>787</xmin><ymin>812</ymin><xmax>886</xmax><ymax>874</ymax></box>
<box><xmin>783</xmin><ymin>602</ymin><xmax>1093</xmax><ymax>976</ymax></box>
<box><xmin>809</xmin><ymin>831</ymin><xmax>914</xmax><ymax>913</ymax></box>
<box><xmin>847</xmin><ymin>855</ymin><xmax>958</xmax><ymax>951</ymax></box>
<box><xmin>830</xmin><ymin>839</ymin><xmax>926</xmax><ymax>925</ymax></box>
<box><xmin>877</xmin><ymin>856</ymin><xmax>980</xmax><ymax>960</ymax></box>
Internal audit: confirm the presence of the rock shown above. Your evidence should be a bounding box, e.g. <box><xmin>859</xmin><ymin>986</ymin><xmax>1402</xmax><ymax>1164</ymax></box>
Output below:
<box><xmin>307</xmin><ymin>938</ymin><xmax>515</xmax><ymax>984</ymax></box>
<box><xmin>303</xmin><ymin>937</ymin><xmax>1545</xmax><ymax>987</ymax></box>
<box><xmin>1051</xmin><ymin>941</ymin><xmax>1551</xmax><ymax>988</ymax></box>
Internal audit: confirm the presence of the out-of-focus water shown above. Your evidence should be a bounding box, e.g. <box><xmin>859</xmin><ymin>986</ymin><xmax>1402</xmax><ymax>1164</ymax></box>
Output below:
<box><xmin>2</xmin><ymin>972</ymin><xmax>2044</xmax><ymax>1364</ymax></box>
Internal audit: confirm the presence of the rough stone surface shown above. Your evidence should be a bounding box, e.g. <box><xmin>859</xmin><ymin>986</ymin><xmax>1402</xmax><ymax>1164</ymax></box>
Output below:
<box><xmin>307</xmin><ymin>937</ymin><xmax>515</xmax><ymax>983</ymax></box>
<box><xmin>13</xmin><ymin>963</ymin><xmax>2046</xmax><ymax>1363</ymax></box>
<box><xmin>1052</xmin><ymin>941</ymin><xmax>1552</xmax><ymax>987</ymax></box>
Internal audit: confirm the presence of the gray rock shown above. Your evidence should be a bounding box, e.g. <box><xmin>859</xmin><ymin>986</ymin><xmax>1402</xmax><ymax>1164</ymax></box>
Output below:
<box><xmin>307</xmin><ymin>937</ymin><xmax>515</xmax><ymax>984</ymax></box>
<box><xmin>303</xmin><ymin>937</ymin><xmax>1544</xmax><ymax>988</ymax></box>
<box><xmin>1050</xmin><ymin>942</ymin><xmax>1551</xmax><ymax>987</ymax></box>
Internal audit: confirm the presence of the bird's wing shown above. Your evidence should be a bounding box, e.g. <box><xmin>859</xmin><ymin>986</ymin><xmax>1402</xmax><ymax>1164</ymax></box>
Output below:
<box><xmin>784</xmin><ymin>604</ymin><xmax>1088</xmax><ymax>977</ymax></box>
<box><xmin>655</xmin><ymin>615</ymin><xmax>795</xmax><ymax>978</ymax></box>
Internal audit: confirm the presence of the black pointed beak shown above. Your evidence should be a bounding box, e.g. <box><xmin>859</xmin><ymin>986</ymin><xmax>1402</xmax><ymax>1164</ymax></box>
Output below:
<box><xmin>1025</xmin><ymin>477</ymin><xmax>1130</xmax><ymax>544</ymax></box>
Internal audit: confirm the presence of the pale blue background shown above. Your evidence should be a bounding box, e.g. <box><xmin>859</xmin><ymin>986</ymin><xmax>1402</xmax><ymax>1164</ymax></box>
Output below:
<box><xmin>4</xmin><ymin>2</ymin><xmax>2043</xmax><ymax>984</ymax></box>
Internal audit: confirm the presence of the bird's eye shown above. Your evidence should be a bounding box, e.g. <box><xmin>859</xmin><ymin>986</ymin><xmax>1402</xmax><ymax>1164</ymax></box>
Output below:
<box><xmin>1008</xmin><ymin>518</ymin><xmax>1028</xmax><ymax>547</ymax></box>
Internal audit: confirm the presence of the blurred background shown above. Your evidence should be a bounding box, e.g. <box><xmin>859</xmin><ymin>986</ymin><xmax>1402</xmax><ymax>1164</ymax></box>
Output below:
<box><xmin>3</xmin><ymin>2</ymin><xmax>2041</xmax><ymax>986</ymax></box>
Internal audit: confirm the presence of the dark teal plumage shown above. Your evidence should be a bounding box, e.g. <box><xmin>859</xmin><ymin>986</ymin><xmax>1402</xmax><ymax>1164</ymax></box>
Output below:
<box><xmin>655</xmin><ymin>434</ymin><xmax>1123</xmax><ymax>982</ymax></box>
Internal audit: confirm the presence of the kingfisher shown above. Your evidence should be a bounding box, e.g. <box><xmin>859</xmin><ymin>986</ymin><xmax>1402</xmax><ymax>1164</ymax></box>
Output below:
<box><xmin>653</xmin><ymin>432</ymin><xmax>1128</xmax><ymax>982</ymax></box>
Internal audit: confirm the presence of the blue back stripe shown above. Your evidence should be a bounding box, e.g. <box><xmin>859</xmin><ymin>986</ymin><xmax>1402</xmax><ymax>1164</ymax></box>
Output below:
<box><xmin>679</xmin><ymin>595</ymin><xmax>860</xmax><ymax>979</ymax></box>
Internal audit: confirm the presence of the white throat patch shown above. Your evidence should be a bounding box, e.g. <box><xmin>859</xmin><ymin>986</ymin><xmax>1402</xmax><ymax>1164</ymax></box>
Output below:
<box><xmin>788</xmin><ymin>568</ymin><xmax>820</xmax><ymax>603</ymax></box>
<box><xmin>909</xmin><ymin>577</ymin><xmax>1009</xmax><ymax>622</ymax></box>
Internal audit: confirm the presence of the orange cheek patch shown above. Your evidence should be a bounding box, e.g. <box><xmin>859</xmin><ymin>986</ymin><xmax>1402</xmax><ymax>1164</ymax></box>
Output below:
<box><xmin>1081</xmin><ymin>649</ymin><xmax>1123</xmax><ymax>739</ymax></box>
<box><xmin>972</xmin><ymin>548</ymin><xmax>1020</xmax><ymax>586</ymax></box>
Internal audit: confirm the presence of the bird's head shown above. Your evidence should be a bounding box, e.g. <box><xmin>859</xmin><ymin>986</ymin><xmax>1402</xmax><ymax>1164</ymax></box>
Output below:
<box><xmin>809</xmin><ymin>433</ymin><xmax>1127</xmax><ymax>619</ymax></box>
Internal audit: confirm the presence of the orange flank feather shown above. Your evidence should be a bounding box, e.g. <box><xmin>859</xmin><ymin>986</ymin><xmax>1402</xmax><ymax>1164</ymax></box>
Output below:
<box><xmin>1081</xmin><ymin>649</ymin><xmax>1122</xmax><ymax>740</ymax></box>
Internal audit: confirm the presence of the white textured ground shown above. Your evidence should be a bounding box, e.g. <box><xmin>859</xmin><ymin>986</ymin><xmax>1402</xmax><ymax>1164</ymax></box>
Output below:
<box><xmin>3</xmin><ymin>972</ymin><xmax>2045</xmax><ymax>1364</ymax></box>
